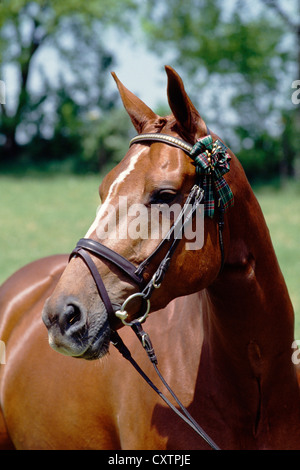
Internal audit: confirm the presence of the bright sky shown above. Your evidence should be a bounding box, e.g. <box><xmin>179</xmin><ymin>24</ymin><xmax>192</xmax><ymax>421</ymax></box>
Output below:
<box><xmin>112</xmin><ymin>44</ymin><xmax>169</xmax><ymax>111</ymax></box>
<box><xmin>106</xmin><ymin>25</ymin><xmax>173</xmax><ymax>111</ymax></box>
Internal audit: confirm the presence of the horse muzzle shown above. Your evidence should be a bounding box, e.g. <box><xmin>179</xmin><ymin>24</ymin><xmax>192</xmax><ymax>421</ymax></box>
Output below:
<box><xmin>42</xmin><ymin>295</ymin><xmax>111</xmax><ymax>360</ymax></box>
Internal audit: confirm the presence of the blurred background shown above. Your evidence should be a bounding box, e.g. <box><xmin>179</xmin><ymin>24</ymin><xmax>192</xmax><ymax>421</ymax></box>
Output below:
<box><xmin>0</xmin><ymin>0</ymin><xmax>299</xmax><ymax>335</ymax></box>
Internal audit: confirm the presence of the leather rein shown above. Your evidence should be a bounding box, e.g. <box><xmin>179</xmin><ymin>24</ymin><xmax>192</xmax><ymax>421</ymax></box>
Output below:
<box><xmin>69</xmin><ymin>133</ymin><xmax>224</xmax><ymax>450</ymax></box>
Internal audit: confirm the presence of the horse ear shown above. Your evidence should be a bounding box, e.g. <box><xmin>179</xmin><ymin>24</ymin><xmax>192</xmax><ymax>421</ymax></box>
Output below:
<box><xmin>111</xmin><ymin>72</ymin><xmax>158</xmax><ymax>133</ymax></box>
<box><xmin>165</xmin><ymin>66</ymin><xmax>207</xmax><ymax>141</ymax></box>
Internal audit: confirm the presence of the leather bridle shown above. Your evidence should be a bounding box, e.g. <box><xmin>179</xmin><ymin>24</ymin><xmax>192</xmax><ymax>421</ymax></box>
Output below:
<box><xmin>70</xmin><ymin>133</ymin><xmax>226</xmax><ymax>326</ymax></box>
<box><xmin>70</xmin><ymin>182</ymin><xmax>205</xmax><ymax>326</ymax></box>
<box><xmin>69</xmin><ymin>133</ymin><xmax>226</xmax><ymax>450</ymax></box>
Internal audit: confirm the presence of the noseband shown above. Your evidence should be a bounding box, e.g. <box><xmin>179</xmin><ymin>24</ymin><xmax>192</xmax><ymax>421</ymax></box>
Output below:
<box><xmin>68</xmin><ymin>132</ymin><xmax>233</xmax><ymax>450</ymax></box>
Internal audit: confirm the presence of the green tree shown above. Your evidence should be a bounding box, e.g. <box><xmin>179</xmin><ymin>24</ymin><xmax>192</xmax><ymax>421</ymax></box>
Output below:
<box><xmin>0</xmin><ymin>0</ymin><xmax>136</xmax><ymax>170</ymax></box>
<box><xmin>142</xmin><ymin>0</ymin><xmax>299</xmax><ymax>181</ymax></box>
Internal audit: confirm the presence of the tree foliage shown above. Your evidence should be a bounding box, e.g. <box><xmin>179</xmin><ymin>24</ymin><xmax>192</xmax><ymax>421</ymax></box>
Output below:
<box><xmin>0</xmin><ymin>0</ymin><xmax>136</xmax><ymax>172</ymax></box>
<box><xmin>142</xmin><ymin>0</ymin><xmax>299</xmax><ymax>181</ymax></box>
<box><xmin>0</xmin><ymin>0</ymin><xmax>298</xmax><ymax>180</ymax></box>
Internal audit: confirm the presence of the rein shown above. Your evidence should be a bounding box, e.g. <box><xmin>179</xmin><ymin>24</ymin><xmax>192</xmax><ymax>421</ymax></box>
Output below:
<box><xmin>69</xmin><ymin>132</ymin><xmax>233</xmax><ymax>451</ymax></box>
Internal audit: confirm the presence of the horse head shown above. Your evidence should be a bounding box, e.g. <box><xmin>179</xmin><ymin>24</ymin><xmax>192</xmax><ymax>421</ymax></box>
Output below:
<box><xmin>42</xmin><ymin>66</ymin><xmax>238</xmax><ymax>360</ymax></box>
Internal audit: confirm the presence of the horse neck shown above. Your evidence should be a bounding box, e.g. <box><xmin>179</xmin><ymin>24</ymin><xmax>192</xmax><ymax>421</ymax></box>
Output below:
<box><xmin>205</xmin><ymin>178</ymin><xmax>295</xmax><ymax>390</ymax></box>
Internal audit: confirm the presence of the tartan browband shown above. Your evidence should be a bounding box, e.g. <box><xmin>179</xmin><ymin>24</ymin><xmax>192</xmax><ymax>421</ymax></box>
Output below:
<box><xmin>129</xmin><ymin>133</ymin><xmax>234</xmax><ymax>218</ymax></box>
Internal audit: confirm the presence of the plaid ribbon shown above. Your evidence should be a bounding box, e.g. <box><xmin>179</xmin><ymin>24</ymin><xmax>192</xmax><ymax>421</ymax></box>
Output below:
<box><xmin>190</xmin><ymin>135</ymin><xmax>234</xmax><ymax>218</ymax></box>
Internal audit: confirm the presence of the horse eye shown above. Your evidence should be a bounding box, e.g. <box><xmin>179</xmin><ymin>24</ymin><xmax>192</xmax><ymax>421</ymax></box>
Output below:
<box><xmin>150</xmin><ymin>189</ymin><xmax>178</xmax><ymax>204</ymax></box>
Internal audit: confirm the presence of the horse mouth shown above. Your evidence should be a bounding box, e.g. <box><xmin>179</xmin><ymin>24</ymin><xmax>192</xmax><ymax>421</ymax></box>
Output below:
<box><xmin>46</xmin><ymin>313</ymin><xmax>112</xmax><ymax>361</ymax></box>
<box><xmin>78</xmin><ymin>320</ymin><xmax>112</xmax><ymax>360</ymax></box>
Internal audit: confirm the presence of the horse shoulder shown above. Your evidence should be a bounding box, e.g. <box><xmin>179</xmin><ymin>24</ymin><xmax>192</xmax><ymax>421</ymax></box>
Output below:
<box><xmin>0</xmin><ymin>255</ymin><xmax>68</xmax><ymax>343</ymax></box>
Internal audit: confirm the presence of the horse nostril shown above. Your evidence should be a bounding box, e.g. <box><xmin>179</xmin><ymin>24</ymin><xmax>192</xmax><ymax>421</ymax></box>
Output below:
<box><xmin>64</xmin><ymin>304</ymin><xmax>82</xmax><ymax>329</ymax></box>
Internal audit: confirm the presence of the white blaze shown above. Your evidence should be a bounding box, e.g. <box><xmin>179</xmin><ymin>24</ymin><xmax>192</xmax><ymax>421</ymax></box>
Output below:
<box><xmin>85</xmin><ymin>148</ymin><xmax>146</xmax><ymax>238</ymax></box>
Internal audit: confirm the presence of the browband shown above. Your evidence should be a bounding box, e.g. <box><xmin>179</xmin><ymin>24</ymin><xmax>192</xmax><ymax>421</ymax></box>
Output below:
<box><xmin>130</xmin><ymin>134</ymin><xmax>193</xmax><ymax>154</ymax></box>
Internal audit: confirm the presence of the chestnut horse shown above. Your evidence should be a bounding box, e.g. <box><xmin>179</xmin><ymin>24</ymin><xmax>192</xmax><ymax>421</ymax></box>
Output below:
<box><xmin>1</xmin><ymin>66</ymin><xmax>300</xmax><ymax>450</ymax></box>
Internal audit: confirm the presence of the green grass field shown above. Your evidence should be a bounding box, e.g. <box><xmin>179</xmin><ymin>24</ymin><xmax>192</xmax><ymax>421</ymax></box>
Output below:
<box><xmin>1</xmin><ymin>174</ymin><xmax>299</xmax><ymax>339</ymax></box>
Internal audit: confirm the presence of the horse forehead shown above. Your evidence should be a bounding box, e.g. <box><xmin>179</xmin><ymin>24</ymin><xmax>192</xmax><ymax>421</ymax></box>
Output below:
<box><xmin>148</xmin><ymin>142</ymin><xmax>185</xmax><ymax>168</ymax></box>
<box><xmin>85</xmin><ymin>147</ymin><xmax>148</xmax><ymax>239</ymax></box>
<box><xmin>101</xmin><ymin>146</ymin><xmax>148</xmax><ymax>198</ymax></box>
<box><xmin>102</xmin><ymin>142</ymin><xmax>185</xmax><ymax>194</ymax></box>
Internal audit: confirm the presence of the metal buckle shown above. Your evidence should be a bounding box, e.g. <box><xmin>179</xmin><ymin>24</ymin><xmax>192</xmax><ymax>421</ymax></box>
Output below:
<box><xmin>152</xmin><ymin>272</ymin><xmax>161</xmax><ymax>289</ymax></box>
<box><xmin>194</xmin><ymin>186</ymin><xmax>204</xmax><ymax>204</ymax></box>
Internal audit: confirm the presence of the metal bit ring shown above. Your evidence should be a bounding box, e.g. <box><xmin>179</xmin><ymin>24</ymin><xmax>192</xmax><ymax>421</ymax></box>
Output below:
<box><xmin>115</xmin><ymin>292</ymin><xmax>150</xmax><ymax>326</ymax></box>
